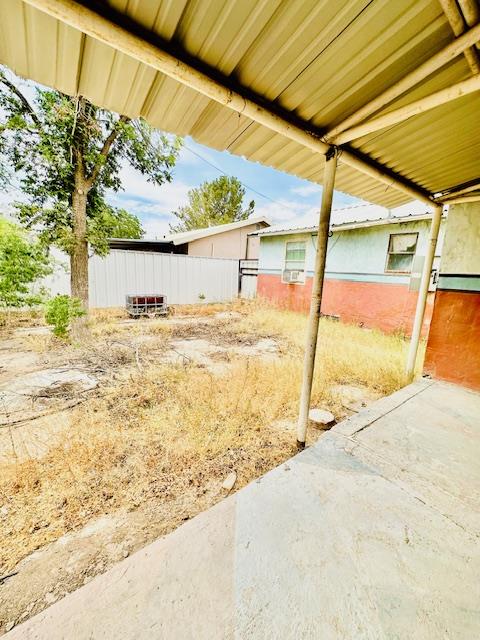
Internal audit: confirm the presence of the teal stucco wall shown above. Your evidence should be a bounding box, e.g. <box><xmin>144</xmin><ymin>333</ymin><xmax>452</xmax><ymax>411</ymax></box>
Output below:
<box><xmin>258</xmin><ymin>219</ymin><xmax>445</xmax><ymax>285</ymax></box>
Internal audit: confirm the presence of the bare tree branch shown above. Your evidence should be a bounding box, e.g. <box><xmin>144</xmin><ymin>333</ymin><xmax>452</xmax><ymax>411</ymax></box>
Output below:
<box><xmin>85</xmin><ymin>114</ymin><xmax>130</xmax><ymax>188</ymax></box>
<box><xmin>0</xmin><ymin>74</ymin><xmax>42</xmax><ymax>131</ymax></box>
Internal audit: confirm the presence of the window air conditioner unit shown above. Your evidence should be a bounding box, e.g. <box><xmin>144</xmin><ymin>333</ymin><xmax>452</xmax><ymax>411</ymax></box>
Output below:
<box><xmin>282</xmin><ymin>269</ymin><xmax>305</xmax><ymax>284</ymax></box>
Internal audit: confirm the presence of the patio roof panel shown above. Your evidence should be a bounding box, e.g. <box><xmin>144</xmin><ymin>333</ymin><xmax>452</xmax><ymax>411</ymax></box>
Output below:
<box><xmin>0</xmin><ymin>0</ymin><xmax>479</xmax><ymax>209</ymax></box>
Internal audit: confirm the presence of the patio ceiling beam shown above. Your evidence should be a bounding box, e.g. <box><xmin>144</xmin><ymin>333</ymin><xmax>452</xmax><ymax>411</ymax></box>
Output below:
<box><xmin>21</xmin><ymin>0</ymin><xmax>433</xmax><ymax>206</ymax></box>
<box><xmin>439</xmin><ymin>0</ymin><xmax>480</xmax><ymax>73</ymax></box>
<box><xmin>434</xmin><ymin>179</ymin><xmax>480</xmax><ymax>200</ymax></box>
<box><xmin>440</xmin><ymin>193</ymin><xmax>480</xmax><ymax>204</ymax></box>
<box><xmin>458</xmin><ymin>0</ymin><xmax>480</xmax><ymax>37</ymax></box>
<box><xmin>324</xmin><ymin>21</ymin><xmax>480</xmax><ymax>141</ymax></box>
<box><xmin>333</xmin><ymin>75</ymin><xmax>480</xmax><ymax>145</ymax></box>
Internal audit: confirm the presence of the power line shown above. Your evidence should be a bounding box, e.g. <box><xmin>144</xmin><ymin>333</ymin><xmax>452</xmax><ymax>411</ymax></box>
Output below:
<box><xmin>184</xmin><ymin>143</ymin><xmax>301</xmax><ymax>216</ymax></box>
<box><xmin>130</xmin><ymin>121</ymin><xmax>304</xmax><ymax>217</ymax></box>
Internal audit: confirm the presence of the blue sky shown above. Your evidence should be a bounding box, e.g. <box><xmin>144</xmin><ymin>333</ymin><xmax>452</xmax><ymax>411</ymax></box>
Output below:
<box><xmin>107</xmin><ymin>136</ymin><xmax>364</xmax><ymax>238</ymax></box>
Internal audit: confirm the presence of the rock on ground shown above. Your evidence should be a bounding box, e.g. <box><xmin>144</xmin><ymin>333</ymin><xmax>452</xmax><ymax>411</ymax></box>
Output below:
<box><xmin>221</xmin><ymin>472</ymin><xmax>237</xmax><ymax>491</ymax></box>
<box><xmin>308</xmin><ymin>408</ymin><xmax>335</xmax><ymax>428</ymax></box>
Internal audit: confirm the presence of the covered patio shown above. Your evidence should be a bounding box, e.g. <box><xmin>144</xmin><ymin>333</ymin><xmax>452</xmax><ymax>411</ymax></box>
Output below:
<box><xmin>7</xmin><ymin>379</ymin><xmax>480</xmax><ymax>638</ymax></box>
<box><xmin>1</xmin><ymin>0</ymin><xmax>479</xmax><ymax>636</ymax></box>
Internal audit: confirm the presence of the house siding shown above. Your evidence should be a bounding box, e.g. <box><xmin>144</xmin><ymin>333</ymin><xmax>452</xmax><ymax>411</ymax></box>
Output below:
<box><xmin>187</xmin><ymin>222</ymin><xmax>268</xmax><ymax>259</ymax></box>
<box><xmin>257</xmin><ymin>219</ymin><xmax>444</xmax><ymax>336</ymax></box>
<box><xmin>424</xmin><ymin>203</ymin><xmax>480</xmax><ymax>390</ymax></box>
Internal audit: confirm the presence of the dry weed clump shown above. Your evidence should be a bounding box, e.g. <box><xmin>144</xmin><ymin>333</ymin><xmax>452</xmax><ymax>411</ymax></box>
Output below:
<box><xmin>0</xmin><ymin>309</ymin><xmax>44</xmax><ymax>336</ymax></box>
<box><xmin>89</xmin><ymin>307</ymin><xmax>128</xmax><ymax>323</ymax></box>
<box><xmin>19</xmin><ymin>333</ymin><xmax>59</xmax><ymax>354</ymax></box>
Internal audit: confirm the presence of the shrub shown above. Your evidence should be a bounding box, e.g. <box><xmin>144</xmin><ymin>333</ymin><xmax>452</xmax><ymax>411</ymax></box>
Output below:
<box><xmin>0</xmin><ymin>216</ymin><xmax>51</xmax><ymax>310</ymax></box>
<box><xmin>45</xmin><ymin>295</ymin><xmax>85</xmax><ymax>338</ymax></box>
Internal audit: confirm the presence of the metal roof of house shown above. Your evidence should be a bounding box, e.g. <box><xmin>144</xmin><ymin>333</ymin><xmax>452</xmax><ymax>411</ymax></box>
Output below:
<box><xmin>163</xmin><ymin>216</ymin><xmax>270</xmax><ymax>245</ymax></box>
<box><xmin>1</xmin><ymin>0</ymin><xmax>479</xmax><ymax>209</ymax></box>
<box><xmin>253</xmin><ymin>206</ymin><xmax>444</xmax><ymax>237</ymax></box>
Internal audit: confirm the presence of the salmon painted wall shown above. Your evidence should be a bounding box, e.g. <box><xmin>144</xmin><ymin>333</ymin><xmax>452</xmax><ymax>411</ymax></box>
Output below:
<box><xmin>424</xmin><ymin>203</ymin><xmax>480</xmax><ymax>390</ymax></box>
<box><xmin>257</xmin><ymin>219</ymin><xmax>443</xmax><ymax>336</ymax></box>
<box><xmin>424</xmin><ymin>290</ymin><xmax>480</xmax><ymax>390</ymax></box>
<box><xmin>257</xmin><ymin>274</ymin><xmax>434</xmax><ymax>336</ymax></box>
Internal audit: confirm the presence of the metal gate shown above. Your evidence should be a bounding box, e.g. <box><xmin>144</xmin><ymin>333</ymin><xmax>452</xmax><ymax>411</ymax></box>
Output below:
<box><xmin>240</xmin><ymin>259</ymin><xmax>258</xmax><ymax>299</ymax></box>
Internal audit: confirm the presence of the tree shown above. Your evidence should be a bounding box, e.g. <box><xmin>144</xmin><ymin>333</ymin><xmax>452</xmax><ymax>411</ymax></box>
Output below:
<box><xmin>0</xmin><ymin>67</ymin><xmax>181</xmax><ymax>310</ymax></box>
<box><xmin>0</xmin><ymin>216</ymin><xmax>52</xmax><ymax>310</ymax></box>
<box><xmin>88</xmin><ymin>206</ymin><xmax>144</xmax><ymax>255</ymax></box>
<box><xmin>170</xmin><ymin>175</ymin><xmax>255</xmax><ymax>232</ymax></box>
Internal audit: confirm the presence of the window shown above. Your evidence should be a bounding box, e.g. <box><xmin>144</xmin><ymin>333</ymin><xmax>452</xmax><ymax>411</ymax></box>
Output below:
<box><xmin>385</xmin><ymin>233</ymin><xmax>418</xmax><ymax>273</ymax></box>
<box><xmin>285</xmin><ymin>241</ymin><xmax>306</xmax><ymax>270</ymax></box>
<box><xmin>282</xmin><ymin>241</ymin><xmax>306</xmax><ymax>283</ymax></box>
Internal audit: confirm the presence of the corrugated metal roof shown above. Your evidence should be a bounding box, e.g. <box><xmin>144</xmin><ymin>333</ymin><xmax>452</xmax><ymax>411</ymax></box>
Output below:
<box><xmin>253</xmin><ymin>204</ymin><xmax>441</xmax><ymax>236</ymax></box>
<box><xmin>163</xmin><ymin>215</ymin><xmax>270</xmax><ymax>244</ymax></box>
<box><xmin>1</xmin><ymin>0</ymin><xmax>479</xmax><ymax>209</ymax></box>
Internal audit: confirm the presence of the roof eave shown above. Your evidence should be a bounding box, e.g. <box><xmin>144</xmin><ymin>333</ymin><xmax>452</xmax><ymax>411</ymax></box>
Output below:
<box><xmin>253</xmin><ymin>212</ymin><xmax>444</xmax><ymax>237</ymax></box>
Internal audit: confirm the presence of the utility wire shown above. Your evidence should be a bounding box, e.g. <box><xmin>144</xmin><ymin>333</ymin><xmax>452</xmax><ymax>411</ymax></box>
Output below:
<box><xmin>184</xmin><ymin>143</ymin><xmax>304</xmax><ymax>216</ymax></box>
<box><xmin>130</xmin><ymin>121</ymin><xmax>304</xmax><ymax>217</ymax></box>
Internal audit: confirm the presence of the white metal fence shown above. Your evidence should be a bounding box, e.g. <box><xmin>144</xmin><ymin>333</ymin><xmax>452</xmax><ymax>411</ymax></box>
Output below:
<box><xmin>46</xmin><ymin>250</ymin><xmax>240</xmax><ymax>307</ymax></box>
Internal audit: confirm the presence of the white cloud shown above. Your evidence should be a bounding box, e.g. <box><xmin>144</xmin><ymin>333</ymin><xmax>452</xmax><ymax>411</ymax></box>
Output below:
<box><xmin>254</xmin><ymin>199</ymin><xmax>318</xmax><ymax>228</ymax></box>
<box><xmin>290</xmin><ymin>184</ymin><xmax>321</xmax><ymax>198</ymax></box>
<box><xmin>107</xmin><ymin>164</ymin><xmax>194</xmax><ymax>236</ymax></box>
<box><xmin>140</xmin><ymin>217</ymin><xmax>173</xmax><ymax>238</ymax></box>
<box><xmin>111</xmin><ymin>164</ymin><xmax>191</xmax><ymax>210</ymax></box>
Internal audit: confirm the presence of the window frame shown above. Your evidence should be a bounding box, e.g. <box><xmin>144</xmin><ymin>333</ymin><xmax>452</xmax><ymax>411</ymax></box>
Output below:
<box><xmin>282</xmin><ymin>240</ymin><xmax>307</xmax><ymax>285</ymax></box>
<box><xmin>385</xmin><ymin>232</ymin><xmax>418</xmax><ymax>274</ymax></box>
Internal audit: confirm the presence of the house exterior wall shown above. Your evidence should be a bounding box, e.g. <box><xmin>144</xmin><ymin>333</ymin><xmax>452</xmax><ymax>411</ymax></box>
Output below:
<box><xmin>424</xmin><ymin>203</ymin><xmax>480</xmax><ymax>390</ymax></box>
<box><xmin>257</xmin><ymin>219</ymin><xmax>444</xmax><ymax>335</ymax></box>
<box><xmin>186</xmin><ymin>222</ymin><xmax>268</xmax><ymax>259</ymax></box>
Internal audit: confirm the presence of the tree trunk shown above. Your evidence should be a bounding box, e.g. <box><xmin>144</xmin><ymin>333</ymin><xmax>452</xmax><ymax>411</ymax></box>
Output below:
<box><xmin>71</xmin><ymin>167</ymin><xmax>89</xmax><ymax>312</ymax></box>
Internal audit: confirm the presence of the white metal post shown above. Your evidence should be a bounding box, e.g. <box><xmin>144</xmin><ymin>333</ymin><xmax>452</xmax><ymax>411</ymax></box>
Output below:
<box><xmin>296</xmin><ymin>149</ymin><xmax>338</xmax><ymax>447</ymax></box>
<box><xmin>405</xmin><ymin>204</ymin><xmax>443</xmax><ymax>378</ymax></box>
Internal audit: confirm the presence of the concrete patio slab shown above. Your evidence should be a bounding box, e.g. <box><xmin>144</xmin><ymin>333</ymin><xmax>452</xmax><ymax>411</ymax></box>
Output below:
<box><xmin>6</xmin><ymin>379</ymin><xmax>480</xmax><ymax>639</ymax></box>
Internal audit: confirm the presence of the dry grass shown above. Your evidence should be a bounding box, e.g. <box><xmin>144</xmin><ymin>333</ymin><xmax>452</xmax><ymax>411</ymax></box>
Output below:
<box><xmin>1</xmin><ymin>361</ymin><xmax>299</xmax><ymax>571</ymax></box>
<box><xmin>235</xmin><ymin>306</ymin><xmax>422</xmax><ymax>395</ymax></box>
<box><xmin>0</xmin><ymin>309</ymin><xmax>44</xmax><ymax>336</ymax></box>
<box><xmin>170</xmin><ymin>300</ymin><xmax>251</xmax><ymax>317</ymax></box>
<box><xmin>0</xmin><ymin>301</ymin><xmax>419</xmax><ymax>572</ymax></box>
<box><xmin>89</xmin><ymin>307</ymin><xmax>128</xmax><ymax>322</ymax></box>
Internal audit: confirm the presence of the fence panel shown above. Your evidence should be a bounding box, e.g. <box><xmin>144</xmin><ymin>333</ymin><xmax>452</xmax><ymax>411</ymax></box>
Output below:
<box><xmin>86</xmin><ymin>250</ymin><xmax>239</xmax><ymax>307</ymax></box>
<box><xmin>239</xmin><ymin>259</ymin><xmax>258</xmax><ymax>299</ymax></box>
<box><xmin>240</xmin><ymin>275</ymin><xmax>257</xmax><ymax>299</ymax></box>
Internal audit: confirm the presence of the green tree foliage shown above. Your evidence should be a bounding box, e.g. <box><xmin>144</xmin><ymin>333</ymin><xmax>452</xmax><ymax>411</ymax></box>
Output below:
<box><xmin>170</xmin><ymin>175</ymin><xmax>255</xmax><ymax>232</ymax></box>
<box><xmin>45</xmin><ymin>295</ymin><xmax>85</xmax><ymax>339</ymax></box>
<box><xmin>88</xmin><ymin>207</ymin><xmax>144</xmax><ymax>256</ymax></box>
<box><xmin>0</xmin><ymin>67</ymin><xmax>181</xmax><ymax>309</ymax></box>
<box><xmin>0</xmin><ymin>216</ymin><xmax>52</xmax><ymax>309</ymax></box>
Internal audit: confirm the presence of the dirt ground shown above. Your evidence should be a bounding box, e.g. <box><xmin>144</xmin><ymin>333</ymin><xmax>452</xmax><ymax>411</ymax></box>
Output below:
<box><xmin>0</xmin><ymin>302</ymin><xmax>396</xmax><ymax>633</ymax></box>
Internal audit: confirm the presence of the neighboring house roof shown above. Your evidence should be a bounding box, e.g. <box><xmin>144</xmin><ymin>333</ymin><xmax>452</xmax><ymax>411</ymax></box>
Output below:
<box><xmin>162</xmin><ymin>216</ymin><xmax>270</xmax><ymax>246</ymax></box>
<box><xmin>252</xmin><ymin>205</ymin><xmax>444</xmax><ymax>238</ymax></box>
<box><xmin>108</xmin><ymin>238</ymin><xmax>173</xmax><ymax>245</ymax></box>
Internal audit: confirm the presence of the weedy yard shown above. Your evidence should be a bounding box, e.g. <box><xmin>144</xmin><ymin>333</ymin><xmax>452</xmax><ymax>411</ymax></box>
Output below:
<box><xmin>0</xmin><ymin>301</ymin><xmax>418</xmax><ymax>631</ymax></box>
